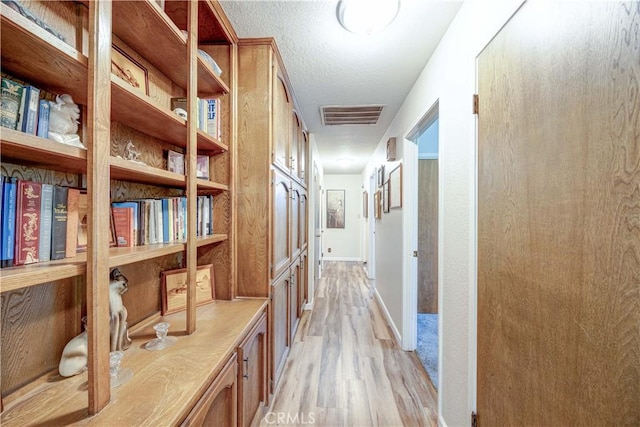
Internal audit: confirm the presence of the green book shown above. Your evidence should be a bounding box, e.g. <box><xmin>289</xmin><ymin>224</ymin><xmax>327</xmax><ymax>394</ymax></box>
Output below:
<box><xmin>1</xmin><ymin>78</ymin><xmax>24</xmax><ymax>130</ymax></box>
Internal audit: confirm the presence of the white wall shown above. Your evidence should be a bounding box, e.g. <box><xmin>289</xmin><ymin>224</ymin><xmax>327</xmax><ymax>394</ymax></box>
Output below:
<box><xmin>322</xmin><ymin>174</ymin><xmax>363</xmax><ymax>261</ymax></box>
<box><xmin>363</xmin><ymin>1</ymin><xmax>524</xmax><ymax>426</ymax></box>
<box><xmin>306</xmin><ymin>135</ymin><xmax>323</xmax><ymax>307</ymax></box>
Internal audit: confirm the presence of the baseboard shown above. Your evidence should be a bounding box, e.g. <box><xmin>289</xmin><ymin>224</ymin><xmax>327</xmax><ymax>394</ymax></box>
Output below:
<box><xmin>323</xmin><ymin>256</ymin><xmax>362</xmax><ymax>262</ymax></box>
<box><xmin>373</xmin><ymin>289</ymin><xmax>402</xmax><ymax>345</ymax></box>
<box><xmin>438</xmin><ymin>414</ymin><xmax>448</xmax><ymax>427</ymax></box>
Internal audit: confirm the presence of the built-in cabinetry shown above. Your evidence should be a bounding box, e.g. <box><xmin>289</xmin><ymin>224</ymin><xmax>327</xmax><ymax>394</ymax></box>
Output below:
<box><xmin>236</xmin><ymin>38</ymin><xmax>309</xmax><ymax>392</ymax></box>
<box><xmin>1</xmin><ymin>1</ymin><xmax>267</xmax><ymax>424</ymax></box>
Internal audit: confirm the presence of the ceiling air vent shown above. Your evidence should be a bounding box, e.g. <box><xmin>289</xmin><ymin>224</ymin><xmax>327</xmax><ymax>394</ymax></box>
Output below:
<box><xmin>321</xmin><ymin>105</ymin><xmax>384</xmax><ymax>126</ymax></box>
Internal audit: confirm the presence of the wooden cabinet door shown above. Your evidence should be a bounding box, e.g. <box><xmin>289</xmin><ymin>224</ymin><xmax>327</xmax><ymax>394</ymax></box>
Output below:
<box><xmin>299</xmin><ymin>251</ymin><xmax>307</xmax><ymax>315</ymax></box>
<box><xmin>289</xmin><ymin>258</ymin><xmax>300</xmax><ymax>343</ymax></box>
<box><xmin>291</xmin><ymin>186</ymin><xmax>301</xmax><ymax>260</ymax></box>
<box><xmin>271</xmin><ymin>168</ymin><xmax>290</xmax><ymax>279</ymax></box>
<box><xmin>270</xmin><ymin>271</ymin><xmax>290</xmax><ymax>390</ymax></box>
<box><xmin>299</xmin><ymin>190</ymin><xmax>308</xmax><ymax>251</ymax></box>
<box><xmin>237</xmin><ymin>313</ymin><xmax>267</xmax><ymax>427</ymax></box>
<box><xmin>181</xmin><ymin>354</ymin><xmax>238</xmax><ymax>427</ymax></box>
<box><xmin>299</xmin><ymin>131</ymin><xmax>308</xmax><ymax>186</ymax></box>
<box><xmin>291</xmin><ymin>112</ymin><xmax>301</xmax><ymax>180</ymax></box>
<box><xmin>272</xmin><ymin>74</ymin><xmax>290</xmax><ymax>172</ymax></box>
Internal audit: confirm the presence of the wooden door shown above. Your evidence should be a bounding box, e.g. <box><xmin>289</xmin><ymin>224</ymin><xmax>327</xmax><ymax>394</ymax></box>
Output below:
<box><xmin>272</xmin><ymin>74</ymin><xmax>290</xmax><ymax>173</ymax></box>
<box><xmin>271</xmin><ymin>168</ymin><xmax>290</xmax><ymax>280</ymax></box>
<box><xmin>477</xmin><ymin>2</ymin><xmax>640</xmax><ymax>425</ymax></box>
<box><xmin>299</xmin><ymin>251</ymin><xmax>307</xmax><ymax>315</ymax></box>
<box><xmin>237</xmin><ymin>313</ymin><xmax>267</xmax><ymax>427</ymax></box>
<box><xmin>289</xmin><ymin>257</ymin><xmax>300</xmax><ymax>343</ymax></box>
<box><xmin>270</xmin><ymin>271</ymin><xmax>290</xmax><ymax>390</ymax></box>
<box><xmin>182</xmin><ymin>354</ymin><xmax>238</xmax><ymax>427</ymax></box>
<box><xmin>291</xmin><ymin>112</ymin><xmax>301</xmax><ymax>180</ymax></box>
<box><xmin>300</xmin><ymin>191</ymin><xmax>308</xmax><ymax>250</ymax></box>
<box><xmin>418</xmin><ymin>159</ymin><xmax>438</xmax><ymax>314</ymax></box>
<box><xmin>300</xmin><ymin>131</ymin><xmax>308</xmax><ymax>186</ymax></box>
<box><xmin>291</xmin><ymin>186</ymin><xmax>301</xmax><ymax>260</ymax></box>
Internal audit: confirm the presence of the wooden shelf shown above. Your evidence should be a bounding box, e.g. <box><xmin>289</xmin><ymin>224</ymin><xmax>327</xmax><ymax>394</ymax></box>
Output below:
<box><xmin>111</xmin><ymin>75</ymin><xmax>188</xmax><ymax>147</ymax></box>
<box><xmin>197</xmin><ymin>179</ymin><xmax>228</xmax><ymax>193</ymax></box>
<box><xmin>0</xmin><ymin>254</ymin><xmax>87</xmax><ymax>293</ymax></box>
<box><xmin>164</xmin><ymin>1</ymin><xmax>237</xmax><ymax>44</ymax></box>
<box><xmin>0</xmin><ymin>299</ymin><xmax>268</xmax><ymax>426</ymax></box>
<box><xmin>197</xmin><ymin>55</ymin><xmax>230</xmax><ymax>97</ymax></box>
<box><xmin>110</xmin><ymin>156</ymin><xmax>186</xmax><ymax>188</ymax></box>
<box><xmin>0</xmin><ymin>129</ymin><xmax>87</xmax><ymax>173</ymax></box>
<box><xmin>0</xmin><ymin>3</ymin><xmax>88</xmax><ymax>105</ymax></box>
<box><xmin>108</xmin><ymin>242</ymin><xmax>186</xmax><ymax>267</ymax></box>
<box><xmin>197</xmin><ymin>234</ymin><xmax>228</xmax><ymax>247</ymax></box>
<box><xmin>197</xmin><ymin>129</ymin><xmax>228</xmax><ymax>153</ymax></box>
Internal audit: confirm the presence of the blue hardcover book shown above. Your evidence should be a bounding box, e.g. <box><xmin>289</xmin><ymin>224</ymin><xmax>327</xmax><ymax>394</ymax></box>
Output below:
<box><xmin>36</xmin><ymin>99</ymin><xmax>50</xmax><ymax>138</ymax></box>
<box><xmin>161</xmin><ymin>198</ymin><xmax>169</xmax><ymax>243</ymax></box>
<box><xmin>1</xmin><ymin>177</ymin><xmax>18</xmax><ymax>268</ymax></box>
<box><xmin>111</xmin><ymin>201</ymin><xmax>139</xmax><ymax>246</ymax></box>
<box><xmin>21</xmin><ymin>86</ymin><xmax>40</xmax><ymax>134</ymax></box>
<box><xmin>39</xmin><ymin>184</ymin><xmax>54</xmax><ymax>262</ymax></box>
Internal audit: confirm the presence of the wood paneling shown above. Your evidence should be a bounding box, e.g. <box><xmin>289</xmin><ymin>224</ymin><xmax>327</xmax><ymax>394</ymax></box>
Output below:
<box><xmin>270</xmin><ymin>271</ymin><xmax>290</xmax><ymax>391</ymax></box>
<box><xmin>289</xmin><ymin>258</ymin><xmax>300</xmax><ymax>344</ymax></box>
<box><xmin>238</xmin><ymin>312</ymin><xmax>267</xmax><ymax>427</ymax></box>
<box><xmin>272</xmin><ymin>76</ymin><xmax>290</xmax><ymax>172</ymax></box>
<box><xmin>417</xmin><ymin>160</ymin><xmax>438</xmax><ymax>314</ymax></box>
<box><xmin>291</xmin><ymin>186</ymin><xmax>300</xmax><ymax>260</ymax></box>
<box><xmin>477</xmin><ymin>2</ymin><xmax>640</xmax><ymax>425</ymax></box>
<box><xmin>271</xmin><ymin>169</ymin><xmax>290</xmax><ymax>280</ymax></box>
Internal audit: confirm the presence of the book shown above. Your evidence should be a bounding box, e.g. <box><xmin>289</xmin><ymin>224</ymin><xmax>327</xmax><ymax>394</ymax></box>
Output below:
<box><xmin>65</xmin><ymin>188</ymin><xmax>80</xmax><ymax>258</ymax></box>
<box><xmin>20</xmin><ymin>85</ymin><xmax>40</xmax><ymax>134</ymax></box>
<box><xmin>14</xmin><ymin>180</ymin><xmax>42</xmax><ymax>265</ymax></box>
<box><xmin>38</xmin><ymin>183</ymin><xmax>54</xmax><ymax>262</ymax></box>
<box><xmin>167</xmin><ymin>150</ymin><xmax>184</xmax><ymax>175</ymax></box>
<box><xmin>36</xmin><ymin>99</ymin><xmax>50</xmax><ymax>138</ymax></box>
<box><xmin>155</xmin><ymin>199</ymin><xmax>163</xmax><ymax>244</ymax></box>
<box><xmin>1</xmin><ymin>78</ymin><xmax>24</xmax><ymax>130</ymax></box>
<box><xmin>161</xmin><ymin>198</ymin><xmax>170</xmax><ymax>243</ymax></box>
<box><xmin>112</xmin><ymin>207</ymin><xmax>134</xmax><ymax>247</ymax></box>
<box><xmin>196</xmin><ymin>155</ymin><xmax>209</xmax><ymax>179</ymax></box>
<box><xmin>76</xmin><ymin>191</ymin><xmax>88</xmax><ymax>252</ymax></box>
<box><xmin>206</xmin><ymin>99</ymin><xmax>220</xmax><ymax>139</ymax></box>
<box><xmin>50</xmin><ymin>186</ymin><xmax>68</xmax><ymax>260</ymax></box>
<box><xmin>112</xmin><ymin>202</ymin><xmax>139</xmax><ymax>246</ymax></box>
<box><xmin>1</xmin><ymin>177</ymin><xmax>17</xmax><ymax>268</ymax></box>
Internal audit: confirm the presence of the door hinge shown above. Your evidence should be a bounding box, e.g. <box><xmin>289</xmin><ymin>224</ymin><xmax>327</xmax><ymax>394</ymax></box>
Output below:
<box><xmin>412</xmin><ymin>250</ymin><xmax>418</xmax><ymax>257</ymax></box>
<box><xmin>472</xmin><ymin>411</ymin><xmax>478</xmax><ymax>427</ymax></box>
<box><xmin>473</xmin><ymin>94</ymin><xmax>479</xmax><ymax>115</ymax></box>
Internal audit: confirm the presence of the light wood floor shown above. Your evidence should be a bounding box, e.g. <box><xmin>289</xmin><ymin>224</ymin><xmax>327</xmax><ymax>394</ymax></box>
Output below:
<box><xmin>261</xmin><ymin>261</ymin><xmax>438</xmax><ymax>426</ymax></box>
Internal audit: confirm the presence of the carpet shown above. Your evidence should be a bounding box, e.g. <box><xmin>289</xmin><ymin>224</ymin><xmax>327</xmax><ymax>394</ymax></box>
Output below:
<box><xmin>416</xmin><ymin>313</ymin><xmax>438</xmax><ymax>389</ymax></box>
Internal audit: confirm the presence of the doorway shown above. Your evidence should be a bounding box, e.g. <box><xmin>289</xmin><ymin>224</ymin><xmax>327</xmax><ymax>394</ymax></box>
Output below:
<box><xmin>408</xmin><ymin>104</ymin><xmax>439</xmax><ymax>388</ymax></box>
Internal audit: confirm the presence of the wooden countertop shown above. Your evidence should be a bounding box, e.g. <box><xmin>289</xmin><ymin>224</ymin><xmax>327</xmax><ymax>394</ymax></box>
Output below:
<box><xmin>1</xmin><ymin>298</ymin><xmax>268</xmax><ymax>426</ymax></box>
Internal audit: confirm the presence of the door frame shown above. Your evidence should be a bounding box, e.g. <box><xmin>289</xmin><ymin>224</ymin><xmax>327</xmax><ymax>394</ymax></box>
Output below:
<box><xmin>367</xmin><ymin>172</ymin><xmax>376</xmax><ymax>280</ymax></box>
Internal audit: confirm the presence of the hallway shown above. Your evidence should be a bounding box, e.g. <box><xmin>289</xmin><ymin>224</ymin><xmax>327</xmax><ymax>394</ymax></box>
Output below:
<box><xmin>263</xmin><ymin>261</ymin><xmax>437</xmax><ymax>426</ymax></box>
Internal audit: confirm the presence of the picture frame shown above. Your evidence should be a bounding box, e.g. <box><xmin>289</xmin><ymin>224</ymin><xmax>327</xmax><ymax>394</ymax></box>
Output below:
<box><xmin>161</xmin><ymin>264</ymin><xmax>215</xmax><ymax>315</ymax></box>
<box><xmin>111</xmin><ymin>44</ymin><xmax>149</xmax><ymax>95</ymax></box>
<box><xmin>386</xmin><ymin>137</ymin><xmax>397</xmax><ymax>161</ymax></box>
<box><xmin>377</xmin><ymin>165</ymin><xmax>385</xmax><ymax>187</ymax></box>
<box><xmin>167</xmin><ymin>150</ymin><xmax>185</xmax><ymax>175</ymax></box>
<box><xmin>374</xmin><ymin>190</ymin><xmax>382</xmax><ymax>219</ymax></box>
<box><xmin>196</xmin><ymin>155</ymin><xmax>210</xmax><ymax>179</ymax></box>
<box><xmin>326</xmin><ymin>189</ymin><xmax>345</xmax><ymax>229</ymax></box>
<box><xmin>362</xmin><ymin>190</ymin><xmax>368</xmax><ymax>219</ymax></box>
<box><xmin>389</xmin><ymin>163</ymin><xmax>403</xmax><ymax>209</ymax></box>
<box><xmin>383</xmin><ymin>180</ymin><xmax>390</xmax><ymax>213</ymax></box>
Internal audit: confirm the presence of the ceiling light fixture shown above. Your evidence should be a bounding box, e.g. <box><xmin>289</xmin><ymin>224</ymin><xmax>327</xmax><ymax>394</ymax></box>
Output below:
<box><xmin>337</xmin><ymin>0</ymin><xmax>400</xmax><ymax>35</ymax></box>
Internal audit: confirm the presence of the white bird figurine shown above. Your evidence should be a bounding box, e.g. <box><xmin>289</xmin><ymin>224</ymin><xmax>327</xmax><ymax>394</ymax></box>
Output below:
<box><xmin>48</xmin><ymin>94</ymin><xmax>85</xmax><ymax>149</ymax></box>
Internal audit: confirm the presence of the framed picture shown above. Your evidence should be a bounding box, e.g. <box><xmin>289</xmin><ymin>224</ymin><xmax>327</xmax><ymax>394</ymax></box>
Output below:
<box><xmin>196</xmin><ymin>155</ymin><xmax>210</xmax><ymax>179</ymax></box>
<box><xmin>389</xmin><ymin>163</ymin><xmax>403</xmax><ymax>209</ymax></box>
<box><xmin>326</xmin><ymin>189</ymin><xmax>345</xmax><ymax>228</ymax></box>
<box><xmin>161</xmin><ymin>264</ymin><xmax>215</xmax><ymax>315</ymax></box>
<box><xmin>383</xmin><ymin>180</ymin><xmax>390</xmax><ymax>213</ymax></box>
<box><xmin>362</xmin><ymin>191</ymin><xmax>368</xmax><ymax>219</ymax></box>
<box><xmin>374</xmin><ymin>190</ymin><xmax>382</xmax><ymax>219</ymax></box>
<box><xmin>111</xmin><ymin>44</ymin><xmax>149</xmax><ymax>95</ymax></box>
<box><xmin>167</xmin><ymin>150</ymin><xmax>185</xmax><ymax>175</ymax></box>
<box><xmin>377</xmin><ymin>165</ymin><xmax>385</xmax><ymax>187</ymax></box>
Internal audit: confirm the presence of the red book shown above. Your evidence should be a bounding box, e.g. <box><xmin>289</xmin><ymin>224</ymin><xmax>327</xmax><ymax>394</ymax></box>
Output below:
<box><xmin>14</xmin><ymin>180</ymin><xmax>42</xmax><ymax>265</ymax></box>
<box><xmin>112</xmin><ymin>207</ymin><xmax>134</xmax><ymax>247</ymax></box>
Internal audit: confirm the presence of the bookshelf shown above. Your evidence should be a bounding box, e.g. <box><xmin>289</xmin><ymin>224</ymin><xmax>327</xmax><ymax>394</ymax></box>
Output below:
<box><xmin>1</xmin><ymin>0</ymin><xmax>241</xmax><ymax>420</ymax></box>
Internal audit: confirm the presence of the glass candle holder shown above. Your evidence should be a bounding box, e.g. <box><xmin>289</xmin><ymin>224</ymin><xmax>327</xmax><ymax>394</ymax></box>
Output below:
<box><xmin>109</xmin><ymin>350</ymin><xmax>133</xmax><ymax>388</ymax></box>
<box><xmin>145</xmin><ymin>322</ymin><xmax>178</xmax><ymax>351</ymax></box>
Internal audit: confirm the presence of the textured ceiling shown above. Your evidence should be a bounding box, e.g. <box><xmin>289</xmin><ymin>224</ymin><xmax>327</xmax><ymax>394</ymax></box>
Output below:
<box><xmin>220</xmin><ymin>0</ymin><xmax>462</xmax><ymax>174</ymax></box>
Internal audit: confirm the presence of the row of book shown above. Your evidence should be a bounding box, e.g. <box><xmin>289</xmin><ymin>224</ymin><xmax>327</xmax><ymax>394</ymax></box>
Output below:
<box><xmin>170</xmin><ymin>97</ymin><xmax>220</xmax><ymax>139</ymax></box>
<box><xmin>111</xmin><ymin>195</ymin><xmax>214</xmax><ymax>248</ymax></box>
<box><xmin>1</xmin><ymin>178</ymin><xmax>86</xmax><ymax>268</ymax></box>
<box><xmin>1</xmin><ymin>77</ymin><xmax>49</xmax><ymax>137</ymax></box>
<box><xmin>0</xmin><ymin>177</ymin><xmax>215</xmax><ymax>268</ymax></box>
